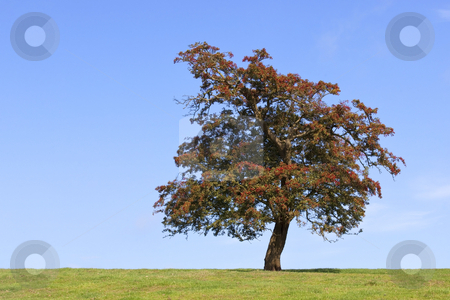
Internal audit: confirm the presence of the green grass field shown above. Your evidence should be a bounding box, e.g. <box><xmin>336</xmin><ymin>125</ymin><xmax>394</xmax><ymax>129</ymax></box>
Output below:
<box><xmin>1</xmin><ymin>268</ymin><xmax>449</xmax><ymax>299</ymax></box>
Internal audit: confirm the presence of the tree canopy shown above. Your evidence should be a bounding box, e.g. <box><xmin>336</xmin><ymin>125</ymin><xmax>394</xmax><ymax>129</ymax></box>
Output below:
<box><xmin>154</xmin><ymin>42</ymin><xmax>406</xmax><ymax>270</ymax></box>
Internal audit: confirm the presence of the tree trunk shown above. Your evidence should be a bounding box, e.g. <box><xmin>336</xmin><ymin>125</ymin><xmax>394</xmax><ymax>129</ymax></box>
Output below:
<box><xmin>264</xmin><ymin>220</ymin><xmax>290</xmax><ymax>271</ymax></box>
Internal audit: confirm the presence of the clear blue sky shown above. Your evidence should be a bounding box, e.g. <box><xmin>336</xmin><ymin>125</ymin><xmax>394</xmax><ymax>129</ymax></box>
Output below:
<box><xmin>2</xmin><ymin>0</ymin><xmax>450</xmax><ymax>270</ymax></box>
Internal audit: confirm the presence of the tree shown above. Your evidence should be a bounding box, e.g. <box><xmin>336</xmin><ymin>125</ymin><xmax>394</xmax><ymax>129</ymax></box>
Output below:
<box><xmin>153</xmin><ymin>42</ymin><xmax>406</xmax><ymax>271</ymax></box>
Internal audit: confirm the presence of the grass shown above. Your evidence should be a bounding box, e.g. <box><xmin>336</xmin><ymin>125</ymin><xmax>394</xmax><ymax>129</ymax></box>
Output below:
<box><xmin>0</xmin><ymin>268</ymin><xmax>449</xmax><ymax>299</ymax></box>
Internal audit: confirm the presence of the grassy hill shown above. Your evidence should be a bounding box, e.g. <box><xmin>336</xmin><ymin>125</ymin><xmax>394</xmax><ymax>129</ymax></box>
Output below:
<box><xmin>1</xmin><ymin>268</ymin><xmax>449</xmax><ymax>299</ymax></box>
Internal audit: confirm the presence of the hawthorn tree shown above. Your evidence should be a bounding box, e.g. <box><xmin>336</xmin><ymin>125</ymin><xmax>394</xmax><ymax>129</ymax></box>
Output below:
<box><xmin>154</xmin><ymin>42</ymin><xmax>406</xmax><ymax>271</ymax></box>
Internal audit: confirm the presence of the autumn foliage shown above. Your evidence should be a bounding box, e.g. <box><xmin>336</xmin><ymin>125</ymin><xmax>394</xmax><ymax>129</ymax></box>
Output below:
<box><xmin>154</xmin><ymin>42</ymin><xmax>406</xmax><ymax>271</ymax></box>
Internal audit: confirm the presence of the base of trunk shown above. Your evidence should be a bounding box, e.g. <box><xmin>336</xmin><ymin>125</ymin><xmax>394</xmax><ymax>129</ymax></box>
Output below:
<box><xmin>264</xmin><ymin>259</ymin><xmax>282</xmax><ymax>271</ymax></box>
<box><xmin>263</xmin><ymin>220</ymin><xmax>290</xmax><ymax>271</ymax></box>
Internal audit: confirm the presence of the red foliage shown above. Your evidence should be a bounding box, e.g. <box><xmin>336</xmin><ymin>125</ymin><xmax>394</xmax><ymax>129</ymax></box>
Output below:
<box><xmin>154</xmin><ymin>41</ymin><xmax>406</xmax><ymax>246</ymax></box>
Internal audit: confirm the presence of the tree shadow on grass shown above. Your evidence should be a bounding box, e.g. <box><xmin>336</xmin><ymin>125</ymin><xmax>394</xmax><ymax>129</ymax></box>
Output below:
<box><xmin>282</xmin><ymin>268</ymin><xmax>341</xmax><ymax>273</ymax></box>
<box><xmin>228</xmin><ymin>268</ymin><xmax>341</xmax><ymax>273</ymax></box>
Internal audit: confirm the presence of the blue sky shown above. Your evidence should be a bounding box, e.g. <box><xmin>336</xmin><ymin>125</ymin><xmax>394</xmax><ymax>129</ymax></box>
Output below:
<box><xmin>1</xmin><ymin>0</ymin><xmax>450</xmax><ymax>271</ymax></box>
